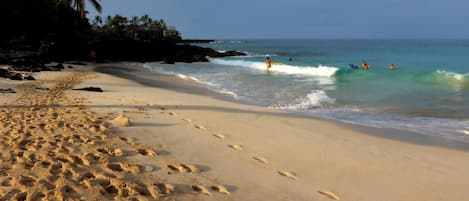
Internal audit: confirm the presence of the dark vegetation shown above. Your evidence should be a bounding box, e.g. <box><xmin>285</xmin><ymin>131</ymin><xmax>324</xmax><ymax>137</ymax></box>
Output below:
<box><xmin>0</xmin><ymin>0</ymin><xmax>244</xmax><ymax>66</ymax></box>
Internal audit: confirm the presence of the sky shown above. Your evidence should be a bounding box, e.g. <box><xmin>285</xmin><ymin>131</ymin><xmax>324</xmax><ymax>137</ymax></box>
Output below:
<box><xmin>88</xmin><ymin>0</ymin><xmax>469</xmax><ymax>39</ymax></box>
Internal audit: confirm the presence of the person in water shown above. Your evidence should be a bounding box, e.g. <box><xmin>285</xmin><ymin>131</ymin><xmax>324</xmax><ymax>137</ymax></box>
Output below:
<box><xmin>361</xmin><ymin>61</ymin><xmax>370</xmax><ymax>69</ymax></box>
<box><xmin>288</xmin><ymin>57</ymin><xmax>292</xmax><ymax>62</ymax></box>
<box><xmin>349</xmin><ymin>64</ymin><xmax>359</xmax><ymax>69</ymax></box>
<box><xmin>266</xmin><ymin>57</ymin><xmax>272</xmax><ymax>70</ymax></box>
<box><xmin>388</xmin><ymin>63</ymin><xmax>396</xmax><ymax>70</ymax></box>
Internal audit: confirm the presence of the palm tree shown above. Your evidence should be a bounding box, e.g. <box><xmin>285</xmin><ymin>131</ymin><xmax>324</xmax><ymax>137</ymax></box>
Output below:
<box><xmin>60</xmin><ymin>0</ymin><xmax>102</xmax><ymax>19</ymax></box>
<box><xmin>91</xmin><ymin>15</ymin><xmax>103</xmax><ymax>29</ymax></box>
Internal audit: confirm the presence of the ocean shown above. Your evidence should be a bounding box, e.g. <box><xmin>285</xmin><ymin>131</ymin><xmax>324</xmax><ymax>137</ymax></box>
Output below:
<box><xmin>142</xmin><ymin>39</ymin><xmax>469</xmax><ymax>143</ymax></box>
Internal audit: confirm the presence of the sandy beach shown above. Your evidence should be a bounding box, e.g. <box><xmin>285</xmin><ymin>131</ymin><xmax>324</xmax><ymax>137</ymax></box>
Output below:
<box><xmin>0</xmin><ymin>63</ymin><xmax>468</xmax><ymax>201</ymax></box>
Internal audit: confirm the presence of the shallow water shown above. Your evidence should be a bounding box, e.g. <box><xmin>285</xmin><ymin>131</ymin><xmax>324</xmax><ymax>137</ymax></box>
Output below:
<box><xmin>143</xmin><ymin>39</ymin><xmax>469</xmax><ymax>143</ymax></box>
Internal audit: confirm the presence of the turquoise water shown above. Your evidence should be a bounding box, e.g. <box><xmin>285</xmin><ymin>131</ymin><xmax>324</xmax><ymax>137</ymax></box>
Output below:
<box><xmin>144</xmin><ymin>39</ymin><xmax>469</xmax><ymax>142</ymax></box>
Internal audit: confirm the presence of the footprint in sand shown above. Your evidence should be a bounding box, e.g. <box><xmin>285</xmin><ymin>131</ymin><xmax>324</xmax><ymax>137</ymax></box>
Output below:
<box><xmin>167</xmin><ymin>163</ymin><xmax>198</xmax><ymax>173</ymax></box>
<box><xmin>318</xmin><ymin>190</ymin><xmax>341</xmax><ymax>200</ymax></box>
<box><xmin>212</xmin><ymin>133</ymin><xmax>225</xmax><ymax>139</ymax></box>
<box><xmin>107</xmin><ymin>163</ymin><xmax>141</xmax><ymax>174</ymax></box>
<box><xmin>106</xmin><ymin>163</ymin><xmax>124</xmax><ymax>173</ymax></box>
<box><xmin>85</xmin><ymin>153</ymin><xmax>107</xmax><ymax>163</ymax></box>
<box><xmin>252</xmin><ymin>156</ymin><xmax>268</xmax><ymax>164</ymax></box>
<box><xmin>128</xmin><ymin>183</ymin><xmax>153</xmax><ymax>198</ymax></box>
<box><xmin>194</xmin><ymin>125</ymin><xmax>207</xmax><ymax>130</ymax></box>
<box><xmin>211</xmin><ymin>184</ymin><xmax>230</xmax><ymax>195</ymax></box>
<box><xmin>168</xmin><ymin>112</ymin><xmax>176</xmax><ymax>116</ymax></box>
<box><xmin>278</xmin><ymin>170</ymin><xmax>297</xmax><ymax>180</ymax></box>
<box><xmin>167</xmin><ymin>164</ymin><xmax>185</xmax><ymax>173</ymax></box>
<box><xmin>16</xmin><ymin>192</ymin><xmax>28</xmax><ymax>201</ymax></box>
<box><xmin>97</xmin><ymin>180</ymin><xmax>119</xmax><ymax>197</ymax></box>
<box><xmin>63</xmin><ymin>169</ymin><xmax>78</xmax><ymax>180</ymax></box>
<box><xmin>19</xmin><ymin>175</ymin><xmax>36</xmax><ymax>187</ymax></box>
<box><xmin>79</xmin><ymin>172</ymin><xmax>97</xmax><ymax>182</ymax></box>
<box><xmin>191</xmin><ymin>185</ymin><xmax>212</xmax><ymax>195</ymax></box>
<box><xmin>30</xmin><ymin>192</ymin><xmax>46</xmax><ymax>200</ymax></box>
<box><xmin>97</xmin><ymin>147</ymin><xmax>123</xmax><ymax>157</ymax></box>
<box><xmin>182</xmin><ymin>118</ymin><xmax>192</xmax><ymax>123</ymax></box>
<box><xmin>2</xmin><ymin>189</ymin><xmax>21</xmax><ymax>200</ymax></box>
<box><xmin>0</xmin><ymin>178</ymin><xmax>14</xmax><ymax>187</ymax></box>
<box><xmin>228</xmin><ymin>144</ymin><xmax>243</xmax><ymax>150</ymax></box>
<box><xmin>181</xmin><ymin>164</ymin><xmax>199</xmax><ymax>173</ymax></box>
<box><xmin>49</xmin><ymin>163</ymin><xmax>63</xmax><ymax>175</ymax></box>
<box><xmin>137</xmin><ymin>148</ymin><xmax>157</xmax><ymax>157</ymax></box>
<box><xmin>39</xmin><ymin>160</ymin><xmax>51</xmax><ymax>169</ymax></box>
<box><xmin>118</xmin><ymin>136</ymin><xmax>133</xmax><ymax>145</ymax></box>
<box><xmin>153</xmin><ymin>183</ymin><xmax>175</xmax><ymax>195</ymax></box>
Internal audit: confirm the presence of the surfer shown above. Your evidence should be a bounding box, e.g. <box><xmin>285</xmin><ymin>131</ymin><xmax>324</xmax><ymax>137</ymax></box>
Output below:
<box><xmin>266</xmin><ymin>57</ymin><xmax>272</xmax><ymax>70</ymax></box>
<box><xmin>361</xmin><ymin>60</ymin><xmax>370</xmax><ymax>69</ymax></box>
<box><xmin>288</xmin><ymin>57</ymin><xmax>292</xmax><ymax>62</ymax></box>
<box><xmin>388</xmin><ymin>63</ymin><xmax>396</xmax><ymax>70</ymax></box>
<box><xmin>349</xmin><ymin>64</ymin><xmax>358</xmax><ymax>69</ymax></box>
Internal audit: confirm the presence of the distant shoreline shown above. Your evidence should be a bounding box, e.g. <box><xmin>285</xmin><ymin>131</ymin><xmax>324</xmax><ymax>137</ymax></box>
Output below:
<box><xmin>181</xmin><ymin>39</ymin><xmax>216</xmax><ymax>44</ymax></box>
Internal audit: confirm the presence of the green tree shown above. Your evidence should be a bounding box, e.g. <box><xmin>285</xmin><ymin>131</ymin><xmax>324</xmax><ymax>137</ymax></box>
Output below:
<box><xmin>91</xmin><ymin>15</ymin><xmax>103</xmax><ymax>29</ymax></box>
<box><xmin>60</xmin><ymin>0</ymin><xmax>102</xmax><ymax>19</ymax></box>
<box><xmin>139</xmin><ymin>14</ymin><xmax>152</xmax><ymax>27</ymax></box>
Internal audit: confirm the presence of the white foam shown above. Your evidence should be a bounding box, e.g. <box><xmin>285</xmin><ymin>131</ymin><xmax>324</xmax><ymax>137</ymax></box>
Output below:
<box><xmin>269</xmin><ymin>90</ymin><xmax>335</xmax><ymax>110</ymax></box>
<box><xmin>436</xmin><ymin>70</ymin><xmax>469</xmax><ymax>81</ymax></box>
<box><xmin>176</xmin><ymin>74</ymin><xmax>201</xmax><ymax>82</ymax></box>
<box><xmin>209</xmin><ymin>58</ymin><xmax>338</xmax><ymax>77</ymax></box>
<box><xmin>297</xmin><ymin>90</ymin><xmax>336</xmax><ymax>109</ymax></box>
<box><xmin>217</xmin><ymin>89</ymin><xmax>239</xmax><ymax>99</ymax></box>
<box><xmin>228</xmin><ymin>40</ymin><xmax>244</xmax><ymax>44</ymax></box>
<box><xmin>143</xmin><ymin>63</ymin><xmax>215</xmax><ymax>87</ymax></box>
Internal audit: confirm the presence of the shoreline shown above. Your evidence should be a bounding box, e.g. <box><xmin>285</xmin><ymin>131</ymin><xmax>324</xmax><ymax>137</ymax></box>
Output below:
<box><xmin>1</xmin><ymin>63</ymin><xmax>469</xmax><ymax>200</ymax></box>
<box><xmin>95</xmin><ymin>62</ymin><xmax>469</xmax><ymax>152</ymax></box>
<box><xmin>85</xmin><ymin>63</ymin><xmax>469</xmax><ymax>200</ymax></box>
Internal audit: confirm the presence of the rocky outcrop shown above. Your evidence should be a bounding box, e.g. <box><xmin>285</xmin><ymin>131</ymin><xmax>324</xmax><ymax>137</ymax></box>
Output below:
<box><xmin>0</xmin><ymin>88</ymin><xmax>16</xmax><ymax>93</ymax></box>
<box><xmin>52</xmin><ymin>40</ymin><xmax>246</xmax><ymax>63</ymax></box>
<box><xmin>0</xmin><ymin>69</ymin><xmax>23</xmax><ymax>80</ymax></box>
<box><xmin>72</xmin><ymin>87</ymin><xmax>103</xmax><ymax>92</ymax></box>
<box><xmin>207</xmin><ymin>50</ymin><xmax>246</xmax><ymax>58</ymax></box>
<box><xmin>8</xmin><ymin>59</ymin><xmax>64</xmax><ymax>72</ymax></box>
<box><xmin>1</xmin><ymin>40</ymin><xmax>246</xmax><ymax>68</ymax></box>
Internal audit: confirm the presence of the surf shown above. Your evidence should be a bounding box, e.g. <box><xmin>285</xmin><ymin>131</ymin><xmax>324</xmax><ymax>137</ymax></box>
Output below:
<box><xmin>209</xmin><ymin>58</ymin><xmax>339</xmax><ymax>77</ymax></box>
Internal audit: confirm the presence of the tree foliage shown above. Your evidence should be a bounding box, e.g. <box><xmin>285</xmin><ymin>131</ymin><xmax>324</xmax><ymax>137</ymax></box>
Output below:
<box><xmin>59</xmin><ymin>0</ymin><xmax>102</xmax><ymax>19</ymax></box>
<box><xmin>0</xmin><ymin>0</ymin><xmax>178</xmax><ymax>51</ymax></box>
<box><xmin>0</xmin><ymin>0</ymin><xmax>91</xmax><ymax>49</ymax></box>
<box><xmin>92</xmin><ymin>14</ymin><xmax>172</xmax><ymax>41</ymax></box>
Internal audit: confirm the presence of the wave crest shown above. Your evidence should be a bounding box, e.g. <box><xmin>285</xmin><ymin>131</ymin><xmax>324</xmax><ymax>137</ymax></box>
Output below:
<box><xmin>269</xmin><ymin>90</ymin><xmax>335</xmax><ymax>110</ymax></box>
<box><xmin>436</xmin><ymin>70</ymin><xmax>469</xmax><ymax>81</ymax></box>
<box><xmin>209</xmin><ymin>58</ymin><xmax>339</xmax><ymax>77</ymax></box>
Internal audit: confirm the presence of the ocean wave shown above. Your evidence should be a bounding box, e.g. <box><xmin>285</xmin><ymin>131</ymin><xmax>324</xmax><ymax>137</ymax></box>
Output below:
<box><xmin>176</xmin><ymin>74</ymin><xmax>202</xmax><ymax>83</ymax></box>
<box><xmin>217</xmin><ymin>89</ymin><xmax>239</xmax><ymax>99</ymax></box>
<box><xmin>435</xmin><ymin>70</ymin><xmax>469</xmax><ymax>81</ymax></box>
<box><xmin>334</xmin><ymin>67</ymin><xmax>469</xmax><ymax>88</ymax></box>
<box><xmin>209</xmin><ymin>58</ymin><xmax>339</xmax><ymax>77</ymax></box>
<box><xmin>244</xmin><ymin>52</ymin><xmax>278</xmax><ymax>57</ymax></box>
<box><xmin>268</xmin><ymin>90</ymin><xmax>335</xmax><ymax>110</ymax></box>
<box><xmin>210</xmin><ymin>40</ymin><xmax>245</xmax><ymax>44</ymax></box>
<box><xmin>425</xmin><ymin>70</ymin><xmax>469</xmax><ymax>90</ymax></box>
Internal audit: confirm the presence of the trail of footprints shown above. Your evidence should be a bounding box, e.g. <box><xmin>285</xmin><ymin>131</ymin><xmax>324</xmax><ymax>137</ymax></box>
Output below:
<box><xmin>160</xmin><ymin>105</ymin><xmax>341</xmax><ymax>200</ymax></box>
<box><xmin>0</xmin><ymin>72</ymin><xmax>230</xmax><ymax>200</ymax></box>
